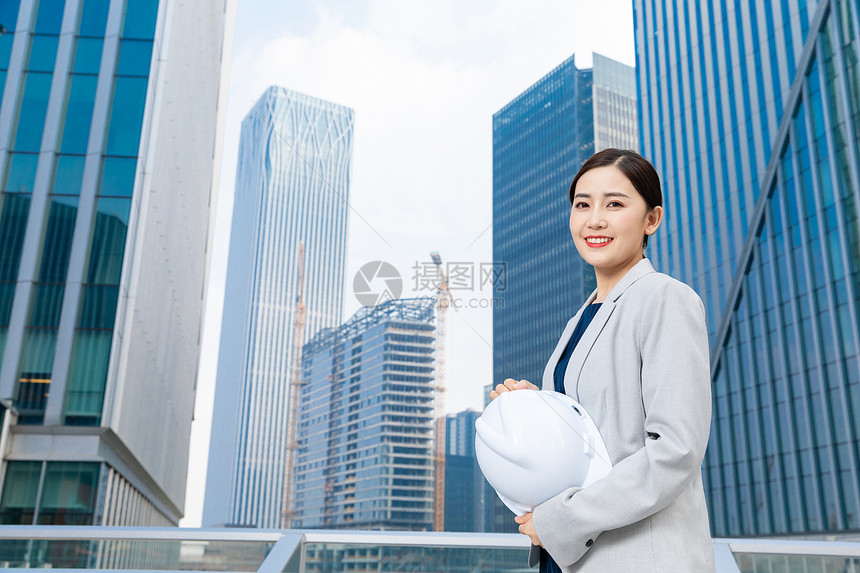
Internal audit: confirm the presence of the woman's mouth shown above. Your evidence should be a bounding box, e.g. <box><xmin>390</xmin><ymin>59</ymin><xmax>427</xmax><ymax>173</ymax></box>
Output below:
<box><xmin>585</xmin><ymin>236</ymin><xmax>613</xmax><ymax>248</ymax></box>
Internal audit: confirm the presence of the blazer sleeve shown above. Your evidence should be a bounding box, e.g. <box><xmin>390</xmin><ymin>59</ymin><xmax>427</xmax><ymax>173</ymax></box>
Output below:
<box><xmin>531</xmin><ymin>280</ymin><xmax>712</xmax><ymax>568</ymax></box>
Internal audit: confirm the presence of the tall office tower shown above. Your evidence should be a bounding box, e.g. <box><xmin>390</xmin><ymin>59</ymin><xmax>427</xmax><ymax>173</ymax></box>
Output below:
<box><xmin>592</xmin><ymin>53</ymin><xmax>638</xmax><ymax>152</ymax></box>
<box><xmin>292</xmin><ymin>298</ymin><xmax>436</xmax><ymax>531</ymax></box>
<box><xmin>635</xmin><ymin>0</ymin><xmax>860</xmax><ymax>536</ymax></box>
<box><xmin>443</xmin><ymin>409</ymin><xmax>483</xmax><ymax>532</ymax></box>
<box><xmin>0</xmin><ymin>0</ymin><xmax>230</xmax><ymax>526</ymax></box>
<box><xmin>490</xmin><ymin>53</ymin><xmax>637</xmax><ymax>532</ymax></box>
<box><xmin>204</xmin><ymin>87</ymin><xmax>353</xmax><ymax>528</ymax></box>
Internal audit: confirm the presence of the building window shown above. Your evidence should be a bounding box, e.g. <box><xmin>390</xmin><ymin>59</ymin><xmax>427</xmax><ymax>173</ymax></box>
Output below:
<box><xmin>0</xmin><ymin>460</ymin><xmax>99</xmax><ymax>525</ymax></box>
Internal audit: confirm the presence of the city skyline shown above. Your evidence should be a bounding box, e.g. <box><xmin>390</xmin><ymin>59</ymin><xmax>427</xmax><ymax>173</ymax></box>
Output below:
<box><xmin>204</xmin><ymin>87</ymin><xmax>353</xmax><ymax>529</ymax></box>
<box><xmin>184</xmin><ymin>0</ymin><xmax>636</xmax><ymax>527</ymax></box>
<box><xmin>0</xmin><ymin>0</ymin><xmax>855</xmax><ymax>558</ymax></box>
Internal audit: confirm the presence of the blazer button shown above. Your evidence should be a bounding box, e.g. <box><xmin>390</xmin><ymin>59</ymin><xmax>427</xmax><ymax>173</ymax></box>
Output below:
<box><xmin>586</xmin><ymin>539</ymin><xmax>593</xmax><ymax>547</ymax></box>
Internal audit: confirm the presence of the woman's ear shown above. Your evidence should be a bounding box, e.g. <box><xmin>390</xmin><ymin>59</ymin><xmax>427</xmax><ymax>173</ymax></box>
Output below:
<box><xmin>645</xmin><ymin>206</ymin><xmax>664</xmax><ymax>236</ymax></box>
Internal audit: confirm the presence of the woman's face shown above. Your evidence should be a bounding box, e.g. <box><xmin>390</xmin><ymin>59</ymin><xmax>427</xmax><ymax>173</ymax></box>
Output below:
<box><xmin>569</xmin><ymin>165</ymin><xmax>662</xmax><ymax>272</ymax></box>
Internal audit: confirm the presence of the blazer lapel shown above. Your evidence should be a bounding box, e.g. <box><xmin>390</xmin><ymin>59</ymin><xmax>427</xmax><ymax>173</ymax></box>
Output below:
<box><xmin>562</xmin><ymin>258</ymin><xmax>657</xmax><ymax>397</ymax></box>
<box><xmin>541</xmin><ymin>294</ymin><xmax>596</xmax><ymax>390</ymax></box>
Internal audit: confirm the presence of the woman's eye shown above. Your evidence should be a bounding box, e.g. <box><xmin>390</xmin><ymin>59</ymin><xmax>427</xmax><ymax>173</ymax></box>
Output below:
<box><xmin>608</xmin><ymin>201</ymin><xmax>623</xmax><ymax>208</ymax></box>
<box><xmin>574</xmin><ymin>202</ymin><xmax>589</xmax><ymax>209</ymax></box>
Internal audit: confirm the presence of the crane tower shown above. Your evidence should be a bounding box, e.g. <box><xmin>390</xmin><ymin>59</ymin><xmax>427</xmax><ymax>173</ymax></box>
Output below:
<box><xmin>281</xmin><ymin>242</ymin><xmax>306</xmax><ymax>529</ymax></box>
<box><xmin>430</xmin><ymin>251</ymin><xmax>452</xmax><ymax>531</ymax></box>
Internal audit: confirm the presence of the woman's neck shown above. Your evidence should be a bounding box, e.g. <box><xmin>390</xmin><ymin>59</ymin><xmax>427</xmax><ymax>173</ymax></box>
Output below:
<box><xmin>592</xmin><ymin>253</ymin><xmax>645</xmax><ymax>303</ymax></box>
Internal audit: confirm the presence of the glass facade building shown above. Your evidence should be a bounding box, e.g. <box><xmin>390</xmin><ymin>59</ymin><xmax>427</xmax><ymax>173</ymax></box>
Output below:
<box><xmin>490</xmin><ymin>52</ymin><xmax>637</xmax><ymax>532</ymax></box>
<box><xmin>0</xmin><ymin>0</ymin><xmax>231</xmax><ymax>525</ymax></box>
<box><xmin>204</xmin><ymin>88</ymin><xmax>354</xmax><ymax>529</ymax></box>
<box><xmin>492</xmin><ymin>52</ymin><xmax>638</xmax><ymax>397</ymax></box>
<box><xmin>292</xmin><ymin>298</ymin><xmax>436</xmax><ymax>531</ymax></box>
<box><xmin>634</xmin><ymin>0</ymin><xmax>860</xmax><ymax>536</ymax></box>
<box><xmin>443</xmin><ymin>409</ymin><xmax>483</xmax><ymax>532</ymax></box>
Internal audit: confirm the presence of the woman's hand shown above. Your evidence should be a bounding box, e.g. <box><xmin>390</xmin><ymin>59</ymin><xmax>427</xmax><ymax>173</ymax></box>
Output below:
<box><xmin>489</xmin><ymin>378</ymin><xmax>539</xmax><ymax>400</ymax></box>
<box><xmin>515</xmin><ymin>512</ymin><xmax>542</xmax><ymax>546</ymax></box>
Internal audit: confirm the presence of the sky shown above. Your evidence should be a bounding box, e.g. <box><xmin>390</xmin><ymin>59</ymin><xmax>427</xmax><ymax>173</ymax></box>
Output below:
<box><xmin>181</xmin><ymin>0</ymin><xmax>636</xmax><ymax>527</ymax></box>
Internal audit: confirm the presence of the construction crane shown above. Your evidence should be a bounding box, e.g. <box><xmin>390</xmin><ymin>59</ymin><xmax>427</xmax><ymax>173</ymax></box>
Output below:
<box><xmin>281</xmin><ymin>242</ymin><xmax>307</xmax><ymax>529</ymax></box>
<box><xmin>430</xmin><ymin>251</ymin><xmax>452</xmax><ymax>531</ymax></box>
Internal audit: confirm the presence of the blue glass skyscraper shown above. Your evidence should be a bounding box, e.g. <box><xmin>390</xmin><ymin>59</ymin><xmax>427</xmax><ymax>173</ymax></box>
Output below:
<box><xmin>443</xmin><ymin>409</ymin><xmax>483</xmax><ymax>532</ymax></box>
<box><xmin>635</xmin><ymin>0</ymin><xmax>860</xmax><ymax>536</ymax></box>
<box><xmin>0</xmin><ymin>0</ymin><xmax>230</xmax><ymax>526</ymax></box>
<box><xmin>492</xmin><ymin>52</ymin><xmax>637</xmax><ymax>395</ymax></box>
<box><xmin>203</xmin><ymin>87</ymin><xmax>353</xmax><ymax>529</ymax></box>
<box><xmin>292</xmin><ymin>298</ymin><xmax>436</xmax><ymax>531</ymax></box>
<box><xmin>490</xmin><ymin>53</ymin><xmax>637</xmax><ymax>532</ymax></box>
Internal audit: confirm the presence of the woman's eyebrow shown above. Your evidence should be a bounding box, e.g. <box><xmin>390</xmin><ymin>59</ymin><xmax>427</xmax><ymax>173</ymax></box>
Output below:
<box><xmin>573</xmin><ymin>191</ymin><xmax>631</xmax><ymax>199</ymax></box>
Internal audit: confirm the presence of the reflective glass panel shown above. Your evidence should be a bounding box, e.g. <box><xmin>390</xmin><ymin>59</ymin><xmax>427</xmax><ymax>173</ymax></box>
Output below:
<box><xmin>0</xmin><ymin>461</ymin><xmax>41</xmax><ymax>524</ymax></box>
<box><xmin>78</xmin><ymin>0</ymin><xmax>110</xmax><ymax>37</ymax></box>
<box><xmin>64</xmin><ymin>327</ymin><xmax>112</xmax><ymax>423</ymax></box>
<box><xmin>734</xmin><ymin>552</ymin><xmax>860</xmax><ymax>573</ymax></box>
<box><xmin>0</xmin><ymin>282</ymin><xmax>14</xmax><ymax>324</ymax></box>
<box><xmin>0</xmin><ymin>539</ymin><xmax>276</xmax><ymax>570</ymax></box>
<box><xmin>26</xmin><ymin>34</ymin><xmax>58</xmax><ymax>72</ymax></box>
<box><xmin>122</xmin><ymin>0</ymin><xmax>159</xmax><ymax>40</ymax></box>
<box><xmin>37</xmin><ymin>461</ymin><xmax>99</xmax><ymax>525</ymax></box>
<box><xmin>13</xmin><ymin>71</ymin><xmax>52</xmax><ymax>152</ymax></box>
<box><xmin>99</xmin><ymin>156</ymin><xmax>136</xmax><ymax>196</ymax></box>
<box><xmin>116</xmin><ymin>39</ymin><xmax>153</xmax><ymax>76</ymax></box>
<box><xmin>105</xmin><ymin>76</ymin><xmax>147</xmax><ymax>156</ymax></box>
<box><xmin>34</xmin><ymin>0</ymin><xmax>65</xmax><ymax>34</ymax></box>
<box><xmin>38</xmin><ymin>196</ymin><xmax>78</xmax><ymax>281</ymax></box>
<box><xmin>28</xmin><ymin>283</ymin><xmax>65</xmax><ymax>327</ymax></box>
<box><xmin>0</xmin><ymin>1</ymin><xmax>21</xmax><ymax>41</ymax></box>
<box><xmin>77</xmin><ymin>284</ymin><xmax>118</xmax><ymax>329</ymax></box>
<box><xmin>4</xmin><ymin>152</ymin><xmax>39</xmax><ymax>192</ymax></box>
<box><xmin>86</xmin><ymin>197</ymin><xmax>131</xmax><ymax>284</ymax></box>
<box><xmin>302</xmin><ymin>543</ymin><xmax>529</xmax><ymax>572</ymax></box>
<box><xmin>53</xmin><ymin>155</ymin><xmax>86</xmax><ymax>195</ymax></box>
<box><xmin>72</xmin><ymin>37</ymin><xmax>103</xmax><ymax>75</ymax></box>
<box><xmin>0</xmin><ymin>37</ymin><xmax>13</xmax><ymax>71</ymax></box>
<box><xmin>16</xmin><ymin>328</ymin><xmax>55</xmax><ymax>420</ymax></box>
<box><xmin>0</xmin><ymin>193</ymin><xmax>32</xmax><ymax>281</ymax></box>
<box><xmin>60</xmin><ymin>74</ymin><xmax>98</xmax><ymax>153</ymax></box>
<box><xmin>0</xmin><ymin>0</ymin><xmax>21</xmax><ymax>68</ymax></box>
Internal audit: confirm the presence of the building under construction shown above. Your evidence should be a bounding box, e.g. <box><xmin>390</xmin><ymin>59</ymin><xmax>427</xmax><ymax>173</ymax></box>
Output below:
<box><xmin>291</xmin><ymin>298</ymin><xmax>436</xmax><ymax>530</ymax></box>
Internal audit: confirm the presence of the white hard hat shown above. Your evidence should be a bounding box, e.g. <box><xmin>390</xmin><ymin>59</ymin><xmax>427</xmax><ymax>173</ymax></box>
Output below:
<box><xmin>474</xmin><ymin>390</ymin><xmax>612</xmax><ymax>516</ymax></box>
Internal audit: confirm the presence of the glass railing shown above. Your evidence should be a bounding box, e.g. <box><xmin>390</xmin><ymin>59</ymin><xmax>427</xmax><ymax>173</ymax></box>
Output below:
<box><xmin>0</xmin><ymin>526</ymin><xmax>859</xmax><ymax>572</ymax></box>
<box><xmin>714</xmin><ymin>537</ymin><xmax>860</xmax><ymax>573</ymax></box>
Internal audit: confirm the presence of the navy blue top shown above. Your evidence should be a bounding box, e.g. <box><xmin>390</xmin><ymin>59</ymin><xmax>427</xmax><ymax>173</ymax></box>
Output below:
<box><xmin>541</xmin><ymin>302</ymin><xmax>602</xmax><ymax>573</ymax></box>
<box><xmin>552</xmin><ymin>303</ymin><xmax>602</xmax><ymax>394</ymax></box>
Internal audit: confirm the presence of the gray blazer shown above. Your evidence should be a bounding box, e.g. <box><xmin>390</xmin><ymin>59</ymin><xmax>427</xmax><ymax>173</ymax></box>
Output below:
<box><xmin>529</xmin><ymin>258</ymin><xmax>716</xmax><ymax>572</ymax></box>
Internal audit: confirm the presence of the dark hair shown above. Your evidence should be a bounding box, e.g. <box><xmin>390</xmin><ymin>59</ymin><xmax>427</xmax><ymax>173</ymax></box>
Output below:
<box><xmin>568</xmin><ymin>148</ymin><xmax>663</xmax><ymax>248</ymax></box>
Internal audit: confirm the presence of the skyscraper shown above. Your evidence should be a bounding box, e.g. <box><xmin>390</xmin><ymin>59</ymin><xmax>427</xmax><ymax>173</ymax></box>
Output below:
<box><xmin>492</xmin><ymin>52</ymin><xmax>637</xmax><ymax>396</ymax></box>
<box><xmin>634</xmin><ymin>0</ymin><xmax>860</xmax><ymax>536</ymax></box>
<box><xmin>0</xmin><ymin>0</ymin><xmax>230</xmax><ymax>526</ymax></box>
<box><xmin>490</xmin><ymin>53</ymin><xmax>637</xmax><ymax>531</ymax></box>
<box><xmin>203</xmin><ymin>87</ymin><xmax>353</xmax><ymax>529</ymax></box>
<box><xmin>293</xmin><ymin>298</ymin><xmax>436</xmax><ymax>531</ymax></box>
<box><xmin>443</xmin><ymin>409</ymin><xmax>483</xmax><ymax>532</ymax></box>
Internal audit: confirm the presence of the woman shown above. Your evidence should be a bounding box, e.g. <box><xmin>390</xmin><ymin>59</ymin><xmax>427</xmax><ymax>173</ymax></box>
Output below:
<box><xmin>491</xmin><ymin>148</ymin><xmax>715</xmax><ymax>572</ymax></box>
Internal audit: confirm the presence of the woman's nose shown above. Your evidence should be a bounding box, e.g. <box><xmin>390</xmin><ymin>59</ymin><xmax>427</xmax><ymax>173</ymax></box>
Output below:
<box><xmin>587</xmin><ymin>209</ymin><xmax>606</xmax><ymax>228</ymax></box>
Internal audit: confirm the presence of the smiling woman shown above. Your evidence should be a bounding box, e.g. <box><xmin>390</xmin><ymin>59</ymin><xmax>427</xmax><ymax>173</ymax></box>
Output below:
<box><xmin>491</xmin><ymin>148</ymin><xmax>715</xmax><ymax>573</ymax></box>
